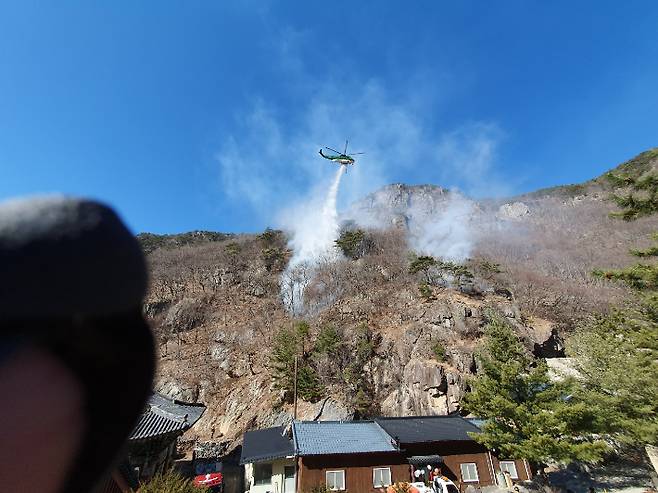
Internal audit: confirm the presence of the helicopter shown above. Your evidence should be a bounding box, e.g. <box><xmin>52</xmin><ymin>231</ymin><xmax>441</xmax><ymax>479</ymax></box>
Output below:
<box><xmin>319</xmin><ymin>140</ymin><xmax>364</xmax><ymax>166</ymax></box>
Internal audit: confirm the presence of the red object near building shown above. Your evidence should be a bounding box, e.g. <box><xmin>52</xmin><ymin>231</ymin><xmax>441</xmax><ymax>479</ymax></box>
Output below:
<box><xmin>193</xmin><ymin>472</ymin><xmax>223</xmax><ymax>491</ymax></box>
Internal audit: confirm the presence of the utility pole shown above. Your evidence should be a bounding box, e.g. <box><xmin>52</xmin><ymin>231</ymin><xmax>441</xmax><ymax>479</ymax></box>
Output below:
<box><xmin>293</xmin><ymin>355</ymin><xmax>298</xmax><ymax>420</ymax></box>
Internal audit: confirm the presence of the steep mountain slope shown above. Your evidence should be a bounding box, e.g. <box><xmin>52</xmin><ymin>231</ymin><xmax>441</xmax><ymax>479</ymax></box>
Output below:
<box><xmin>143</xmin><ymin>148</ymin><xmax>658</xmax><ymax>454</ymax></box>
<box><xmin>345</xmin><ymin>149</ymin><xmax>658</xmax><ymax>327</ymax></box>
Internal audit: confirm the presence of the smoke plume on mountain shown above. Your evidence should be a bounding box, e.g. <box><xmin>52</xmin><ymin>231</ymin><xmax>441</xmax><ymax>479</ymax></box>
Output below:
<box><xmin>407</xmin><ymin>192</ymin><xmax>476</xmax><ymax>261</ymax></box>
<box><xmin>278</xmin><ymin>165</ymin><xmax>346</xmax><ymax>313</ymax></box>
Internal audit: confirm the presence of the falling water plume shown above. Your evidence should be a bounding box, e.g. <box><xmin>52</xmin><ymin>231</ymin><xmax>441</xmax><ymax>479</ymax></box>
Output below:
<box><xmin>281</xmin><ymin>165</ymin><xmax>347</xmax><ymax>314</ymax></box>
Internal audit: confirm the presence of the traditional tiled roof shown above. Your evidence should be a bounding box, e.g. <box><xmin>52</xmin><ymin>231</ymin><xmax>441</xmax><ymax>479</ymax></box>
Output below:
<box><xmin>240</xmin><ymin>426</ymin><xmax>295</xmax><ymax>465</ymax></box>
<box><xmin>149</xmin><ymin>393</ymin><xmax>206</xmax><ymax>423</ymax></box>
<box><xmin>292</xmin><ymin>421</ymin><xmax>398</xmax><ymax>456</ymax></box>
<box><xmin>375</xmin><ymin>415</ymin><xmax>480</xmax><ymax>443</ymax></box>
<box><xmin>129</xmin><ymin>393</ymin><xmax>206</xmax><ymax>441</ymax></box>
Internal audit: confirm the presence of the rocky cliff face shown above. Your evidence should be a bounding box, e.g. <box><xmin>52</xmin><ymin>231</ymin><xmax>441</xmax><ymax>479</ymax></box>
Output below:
<box><xmin>144</xmin><ymin>149</ymin><xmax>658</xmax><ymax>454</ymax></box>
<box><xmin>145</xmin><ymin>231</ymin><xmax>555</xmax><ymax>455</ymax></box>
<box><xmin>345</xmin><ymin>184</ymin><xmax>455</xmax><ymax>229</ymax></box>
<box><xmin>150</xmin><ymin>284</ymin><xmax>545</xmax><ymax>451</ymax></box>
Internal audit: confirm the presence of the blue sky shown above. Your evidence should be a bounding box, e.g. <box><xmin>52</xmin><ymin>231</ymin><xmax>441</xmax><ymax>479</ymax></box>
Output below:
<box><xmin>1</xmin><ymin>1</ymin><xmax>657</xmax><ymax>234</ymax></box>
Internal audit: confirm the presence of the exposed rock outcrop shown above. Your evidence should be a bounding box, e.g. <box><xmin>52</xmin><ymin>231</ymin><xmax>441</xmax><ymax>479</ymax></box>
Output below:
<box><xmin>144</xmin><ymin>149</ymin><xmax>658</xmax><ymax>453</ymax></box>
<box><xmin>497</xmin><ymin>201</ymin><xmax>530</xmax><ymax>220</ymax></box>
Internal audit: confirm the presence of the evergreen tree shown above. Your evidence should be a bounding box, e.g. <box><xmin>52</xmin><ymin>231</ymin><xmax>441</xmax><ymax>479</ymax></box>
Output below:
<box><xmin>463</xmin><ymin>316</ymin><xmax>608</xmax><ymax>464</ymax></box>
<box><xmin>439</xmin><ymin>261</ymin><xmax>474</xmax><ymax>290</ymax></box>
<box><xmin>344</xmin><ymin>324</ymin><xmax>380</xmax><ymax>417</ymax></box>
<box><xmin>270</xmin><ymin>321</ymin><xmax>324</xmax><ymax>402</ymax></box>
<box><xmin>409</xmin><ymin>255</ymin><xmax>438</xmax><ymax>285</ymax></box>
<box><xmin>335</xmin><ymin>229</ymin><xmax>372</xmax><ymax>260</ymax></box>
<box><xmin>258</xmin><ymin>227</ymin><xmax>280</xmax><ymax>246</ymax></box>
<box><xmin>409</xmin><ymin>255</ymin><xmax>437</xmax><ymax>274</ymax></box>
<box><xmin>569</xmin><ymin>164</ymin><xmax>658</xmax><ymax>447</ymax></box>
<box><xmin>296</xmin><ymin>364</ymin><xmax>324</xmax><ymax>402</ymax></box>
<box><xmin>606</xmin><ymin>164</ymin><xmax>658</xmax><ymax>220</ymax></box>
<box><xmin>418</xmin><ymin>282</ymin><xmax>433</xmax><ymax>301</ymax></box>
<box><xmin>431</xmin><ymin>341</ymin><xmax>447</xmax><ymax>362</ymax></box>
<box><xmin>569</xmin><ymin>307</ymin><xmax>658</xmax><ymax>446</ymax></box>
<box><xmin>409</xmin><ymin>255</ymin><xmax>473</xmax><ymax>289</ymax></box>
<box><xmin>270</xmin><ymin>326</ymin><xmax>300</xmax><ymax>394</ymax></box>
<box><xmin>261</xmin><ymin>247</ymin><xmax>285</xmax><ymax>272</ymax></box>
<box><xmin>315</xmin><ymin>325</ymin><xmax>342</xmax><ymax>355</ymax></box>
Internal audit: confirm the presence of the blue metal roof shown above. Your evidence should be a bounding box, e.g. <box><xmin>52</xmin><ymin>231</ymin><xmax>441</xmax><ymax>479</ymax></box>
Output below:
<box><xmin>293</xmin><ymin>421</ymin><xmax>398</xmax><ymax>456</ymax></box>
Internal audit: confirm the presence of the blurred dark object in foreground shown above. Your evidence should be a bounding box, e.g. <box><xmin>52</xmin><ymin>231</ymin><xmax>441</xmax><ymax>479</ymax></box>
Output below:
<box><xmin>0</xmin><ymin>196</ymin><xmax>155</xmax><ymax>493</ymax></box>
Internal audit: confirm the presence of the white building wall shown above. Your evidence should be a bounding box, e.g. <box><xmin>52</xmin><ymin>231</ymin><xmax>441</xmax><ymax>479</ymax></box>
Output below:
<box><xmin>244</xmin><ymin>458</ymin><xmax>296</xmax><ymax>493</ymax></box>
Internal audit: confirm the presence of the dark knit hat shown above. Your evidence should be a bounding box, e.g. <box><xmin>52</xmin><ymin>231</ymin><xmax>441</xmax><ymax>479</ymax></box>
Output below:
<box><xmin>0</xmin><ymin>196</ymin><xmax>155</xmax><ymax>493</ymax></box>
<box><xmin>0</xmin><ymin>195</ymin><xmax>147</xmax><ymax>319</ymax></box>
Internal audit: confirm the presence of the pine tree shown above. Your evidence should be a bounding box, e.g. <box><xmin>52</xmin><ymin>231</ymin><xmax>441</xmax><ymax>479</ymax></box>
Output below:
<box><xmin>314</xmin><ymin>325</ymin><xmax>342</xmax><ymax>355</ymax></box>
<box><xmin>344</xmin><ymin>324</ymin><xmax>380</xmax><ymax>417</ymax></box>
<box><xmin>569</xmin><ymin>163</ymin><xmax>658</xmax><ymax>447</ymax></box>
<box><xmin>463</xmin><ymin>315</ymin><xmax>608</xmax><ymax>464</ymax></box>
<box><xmin>270</xmin><ymin>321</ymin><xmax>325</xmax><ymax>402</ymax></box>
<box><xmin>297</xmin><ymin>364</ymin><xmax>324</xmax><ymax>402</ymax></box>
<box><xmin>606</xmin><ymin>164</ymin><xmax>658</xmax><ymax>220</ymax></box>
<box><xmin>409</xmin><ymin>255</ymin><xmax>438</xmax><ymax>285</ymax></box>
<box><xmin>335</xmin><ymin>229</ymin><xmax>372</xmax><ymax>260</ymax></box>
<box><xmin>270</xmin><ymin>326</ymin><xmax>300</xmax><ymax>394</ymax></box>
<box><xmin>569</xmin><ymin>308</ymin><xmax>658</xmax><ymax>446</ymax></box>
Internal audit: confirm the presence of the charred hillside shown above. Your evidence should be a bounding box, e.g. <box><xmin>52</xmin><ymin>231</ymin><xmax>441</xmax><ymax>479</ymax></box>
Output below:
<box><xmin>142</xmin><ymin>148</ymin><xmax>658</xmax><ymax>453</ymax></box>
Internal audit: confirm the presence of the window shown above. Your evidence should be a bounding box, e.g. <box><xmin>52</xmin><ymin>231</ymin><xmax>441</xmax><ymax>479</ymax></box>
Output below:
<box><xmin>499</xmin><ymin>461</ymin><xmax>519</xmax><ymax>479</ymax></box>
<box><xmin>254</xmin><ymin>463</ymin><xmax>272</xmax><ymax>486</ymax></box>
<box><xmin>460</xmin><ymin>463</ymin><xmax>479</xmax><ymax>483</ymax></box>
<box><xmin>373</xmin><ymin>468</ymin><xmax>392</xmax><ymax>488</ymax></box>
<box><xmin>326</xmin><ymin>470</ymin><xmax>346</xmax><ymax>491</ymax></box>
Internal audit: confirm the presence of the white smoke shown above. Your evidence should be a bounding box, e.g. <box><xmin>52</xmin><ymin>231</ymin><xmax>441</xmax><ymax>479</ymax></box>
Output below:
<box><xmin>279</xmin><ymin>165</ymin><xmax>346</xmax><ymax>314</ymax></box>
<box><xmin>407</xmin><ymin>192</ymin><xmax>476</xmax><ymax>262</ymax></box>
<box><xmin>343</xmin><ymin>185</ymin><xmax>479</xmax><ymax>263</ymax></box>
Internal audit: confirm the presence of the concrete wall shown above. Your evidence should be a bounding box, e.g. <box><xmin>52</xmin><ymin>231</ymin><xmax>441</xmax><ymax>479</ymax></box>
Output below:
<box><xmin>245</xmin><ymin>458</ymin><xmax>296</xmax><ymax>493</ymax></box>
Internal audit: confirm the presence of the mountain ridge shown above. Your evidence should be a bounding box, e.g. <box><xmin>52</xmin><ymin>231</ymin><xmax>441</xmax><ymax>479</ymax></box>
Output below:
<box><xmin>142</xmin><ymin>148</ymin><xmax>657</xmax><ymax>454</ymax></box>
<box><xmin>138</xmin><ymin>147</ymin><xmax>658</xmax><ymax>240</ymax></box>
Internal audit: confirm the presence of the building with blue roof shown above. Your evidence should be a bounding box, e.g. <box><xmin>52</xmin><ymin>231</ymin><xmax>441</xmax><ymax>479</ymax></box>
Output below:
<box><xmin>292</xmin><ymin>421</ymin><xmax>397</xmax><ymax>456</ymax></box>
<box><xmin>240</xmin><ymin>416</ymin><xmax>532</xmax><ymax>493</ymax></box>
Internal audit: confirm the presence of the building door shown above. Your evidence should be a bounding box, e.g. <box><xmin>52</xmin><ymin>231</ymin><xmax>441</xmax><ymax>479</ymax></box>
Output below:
<box><xmin>284</xmin><ymin>466</ymin><xmax>296</xmax><ymax>493</ymax></box>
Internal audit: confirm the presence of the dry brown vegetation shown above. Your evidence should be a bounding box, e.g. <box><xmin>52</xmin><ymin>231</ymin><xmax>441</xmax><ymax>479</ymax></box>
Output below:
<box><xmin>476</xmin><ymin>193</ymin><xmax>656</xmax><ymax>328</ymax></box>
<box><xmin>142</xmin><ymin>148</ymin><xmax>658</xmax><ymax>450</ymax></box>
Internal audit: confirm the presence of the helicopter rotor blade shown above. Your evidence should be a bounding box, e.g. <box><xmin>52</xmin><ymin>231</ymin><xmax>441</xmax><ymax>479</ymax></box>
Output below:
<box><xmin>344</xmin><ymin>140</ymin><xmax>348</xmax><ymax>154</ymax></box>
<box><xmin>350</xmin><ymin>152</ymin><xmax>365</xmax><ymax>155</ymax></box>
<box><xmin>325</xmin><ymin>147</ymin><xmax>342</xmax><ymax>154</ymax></box>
